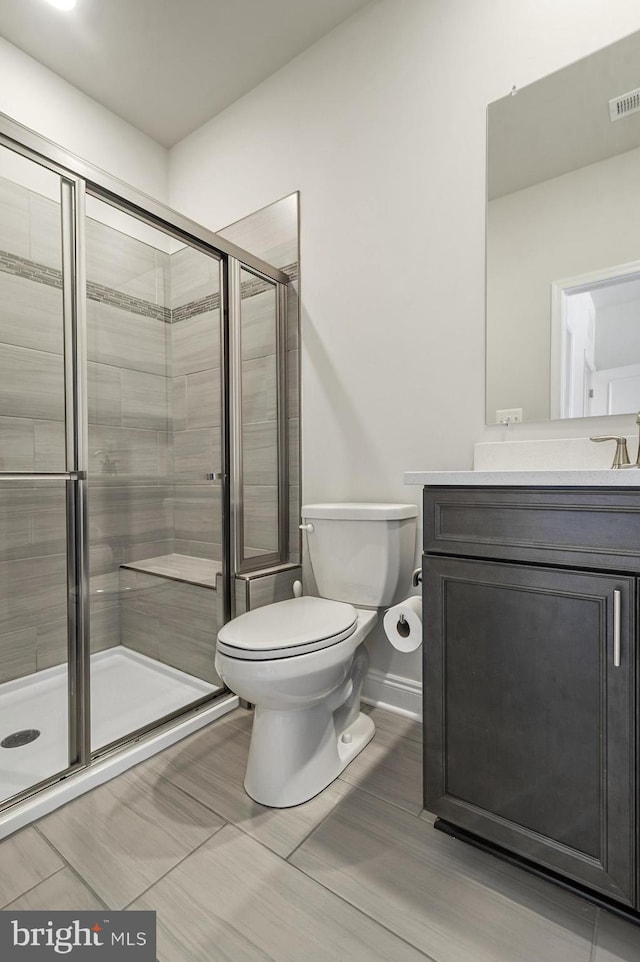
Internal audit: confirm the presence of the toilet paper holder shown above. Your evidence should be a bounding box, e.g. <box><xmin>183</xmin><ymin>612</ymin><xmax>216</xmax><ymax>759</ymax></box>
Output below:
<box><xmin>397</xmin><ymin>569</ymin><xmax>423</xmax><ymax>628</ymax></box>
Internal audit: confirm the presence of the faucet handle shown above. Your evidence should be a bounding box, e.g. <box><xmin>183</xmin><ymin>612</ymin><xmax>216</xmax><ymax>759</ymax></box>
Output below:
<box><xmin>590</xmin><ymin>436</ymin><xmax>631</xmax><ymax>469</ymax></box>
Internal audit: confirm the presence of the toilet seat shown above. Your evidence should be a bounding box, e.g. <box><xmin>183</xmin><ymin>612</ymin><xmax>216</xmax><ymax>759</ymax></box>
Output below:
<box><xmin>217</xmin><ymin>596</ymin><xmax>358</xmax><ymax>661</ymax></box>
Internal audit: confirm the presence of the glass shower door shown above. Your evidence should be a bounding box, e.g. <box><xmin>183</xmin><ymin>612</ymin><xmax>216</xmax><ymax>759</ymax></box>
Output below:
<box><xmin>0</xmin><ymin>145</ymin><xmax>83</xmax><ymax>806</ymax></box>
<box><xmin>85</xmin><ymin>196</ymin><xmax>226</xmax><ymax>754</ymax></box>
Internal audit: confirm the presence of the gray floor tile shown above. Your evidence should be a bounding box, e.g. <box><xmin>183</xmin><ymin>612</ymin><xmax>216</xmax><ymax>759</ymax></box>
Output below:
<box><xmin>0</xmin><ymin>827</ymin><xmax>63</xmax><ymax>907</ymax></box>
<box><xmin>593</xmin><ymin>909</ymin><xmax>640</xmax><ymax>961</ymax></box>
<box><xmin>418</xmin><ymin>821</ymin><xmax>596</xmax><ymax>924</ymax></box>
<box><xmin>339</xmin><ymin>723</ymin><xmax>423</xmax><ymax>814</ymax></box>
<box><xmin>6</xmin><ymin>866</ymin><xmax>105</xmax><ymax>910</ymax></box>
<box><xmin>37</xmin><ymin>765</ymin><xmax>225</xmax><ymax>908</ymax></box>
<box><xmin>145</xmin><ymin>717</ymin><xmax>354</xmax><ymax>858</ymax></box>
<box><xmin>130</xmin><ymin>823</ymin><xmax>430</xmax><ymax>962</ymax></box>
<box><xmin>218</xmin><ymin>706</ymin><xmax>254</xmax><ymax>733</ymax></box>
<box><xmin>363</xmin><ymin>704</ymin><xmax>422</xmax><ymax>743</ymax></box>
<box><xmin>8</xmin><ymin>703</ymin><xmax>616</xmax><ymax>962</ymax></box>
<box><xmin>291</xmin><ymin>786</ymin><xmax>596</xmax><ymax>962</ymax></box>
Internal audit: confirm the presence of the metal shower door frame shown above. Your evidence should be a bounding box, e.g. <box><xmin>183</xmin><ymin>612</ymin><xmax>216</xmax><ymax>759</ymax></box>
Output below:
<box><xmin>0</xmin><ymin>110</ymin><xmax>289</xmax><ymax>812</ymax></box>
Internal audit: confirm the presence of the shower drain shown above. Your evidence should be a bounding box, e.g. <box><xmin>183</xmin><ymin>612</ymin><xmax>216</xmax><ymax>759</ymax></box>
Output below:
<box><xmin>1</xmin><ymin>729</ymin><xmax>41</xmax><ymax>748</ymax></box>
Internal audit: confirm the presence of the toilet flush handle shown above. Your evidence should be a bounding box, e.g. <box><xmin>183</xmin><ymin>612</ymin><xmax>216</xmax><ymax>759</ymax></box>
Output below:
<box><xmin>299</xmin><ymin>523</ymin><xmax>314</xmax><ymax>532</ymax></box>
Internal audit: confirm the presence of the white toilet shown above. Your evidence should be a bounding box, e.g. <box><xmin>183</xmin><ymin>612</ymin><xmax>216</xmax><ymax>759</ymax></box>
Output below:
<box><xmin>215</xmin><ymin>502</ymin><xmax>418</xmax><ymax>808</ymax></box>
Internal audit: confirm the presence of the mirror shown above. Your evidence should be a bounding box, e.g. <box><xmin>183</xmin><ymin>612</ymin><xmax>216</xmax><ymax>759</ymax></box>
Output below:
<box><xmin>486</xmin><ymin>29</ymin><xmax>640</xmax><ymax>423</ymax></box>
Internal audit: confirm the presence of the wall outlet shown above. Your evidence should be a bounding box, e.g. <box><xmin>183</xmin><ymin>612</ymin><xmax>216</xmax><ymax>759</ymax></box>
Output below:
<box><xmin>496</xmin><ymin>407</ymin><xmax>523</xmax><ymax>424</ymax></box>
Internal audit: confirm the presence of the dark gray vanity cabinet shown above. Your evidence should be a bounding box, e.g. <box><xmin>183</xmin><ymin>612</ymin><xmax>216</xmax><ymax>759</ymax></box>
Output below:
<box><xmin>422</xmin><ymin>487</ymin><xmax>639</xmax><ymax>908</ymax></box>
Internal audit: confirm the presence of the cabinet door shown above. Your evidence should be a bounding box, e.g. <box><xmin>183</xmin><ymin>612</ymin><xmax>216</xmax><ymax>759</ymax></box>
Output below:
<box><xmin>424</xmin><ymin>556</ymin><xmax>636</xmax><ymax>905</ymax></box>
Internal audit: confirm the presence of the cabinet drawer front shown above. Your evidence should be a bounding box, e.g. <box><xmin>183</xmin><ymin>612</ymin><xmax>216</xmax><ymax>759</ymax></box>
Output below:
<box><xmin>425</xmin><ymin>487</ymin><xmax>640</xmax><ymax>569</ymax></box>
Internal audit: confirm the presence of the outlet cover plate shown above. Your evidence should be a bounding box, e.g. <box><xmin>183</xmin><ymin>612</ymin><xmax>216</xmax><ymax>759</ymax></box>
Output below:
<box><xmin>496</xmin><ymin>408</ymin><xmax>523</xmax><ymax>424</ymax></box>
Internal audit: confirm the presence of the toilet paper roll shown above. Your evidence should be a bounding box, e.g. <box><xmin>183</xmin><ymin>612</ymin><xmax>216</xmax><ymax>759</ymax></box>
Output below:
<box><xmin>383</xmin><ymin>595</ymin><xmax>422</xmax><ymax>652</ymax></box>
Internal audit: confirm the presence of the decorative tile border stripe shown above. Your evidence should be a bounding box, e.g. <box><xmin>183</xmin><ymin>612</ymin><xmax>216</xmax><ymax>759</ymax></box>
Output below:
<box><xmin>285</xmin><ymin>262</ymin><xmax>298</xmax><ymax>283</ymax></box>
<box><xmin>0</xmin><ymin>249</ymin><xmax>171</xmax><ymax>321</ymax></box>
<box><xmin>240</xmin><ymin>261</ymin><xmax>298</xmax><ymax>298</ymax></box>
<box><xmin>86</xmin><ymin>279</ymin><xmax>171</xmax><ymax>323</ymax></box>
<box><xmin>0</xmin><ymin>249</ymin><xmax>62</xmax><ymax>290</ymax></box>
<box><xmin>171</xmin><ymin>261</ymin><xmax>298</xmax><ymax>323</ymax></box>
<box><xmin>0</xmin><ymin>249</ymin><xmax>298</xmax><ymax>324</ymax></box>
<box><xmin>171</xmin><ymin>291</ymin><xmax>221</xmax><ymax>324</ymax></box>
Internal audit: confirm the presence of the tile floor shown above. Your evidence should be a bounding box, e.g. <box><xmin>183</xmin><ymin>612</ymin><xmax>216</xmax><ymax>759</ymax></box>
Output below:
<box><xmin>1</xmin><ymin>705</ymin><xmax>640</xmax><ymax>961</ymax></box>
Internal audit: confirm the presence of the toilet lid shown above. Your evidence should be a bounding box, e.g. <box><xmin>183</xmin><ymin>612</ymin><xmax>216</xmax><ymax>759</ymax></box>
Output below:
<box><xmin>216</xmin><ymin>596</ymin><xmax>358</xmax><ymax>661</ymax></box>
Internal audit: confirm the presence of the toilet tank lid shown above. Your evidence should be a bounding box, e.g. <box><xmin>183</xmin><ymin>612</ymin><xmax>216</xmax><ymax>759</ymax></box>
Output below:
<box><xmin>301</xmin><ymin>502</ymin><xmax>418</xmax><ymax>521</ymax></box>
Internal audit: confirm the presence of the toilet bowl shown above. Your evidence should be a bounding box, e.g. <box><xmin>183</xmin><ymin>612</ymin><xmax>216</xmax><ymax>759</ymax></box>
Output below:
<box><xmin>216</xmin><ymin>597</ymin><xmax>377</xmax><ymax>807</ymax></box>
<box><xmin>215</xmin><ymin>502</ymin><xmax>418</xmax><ymax>808</ymax></box>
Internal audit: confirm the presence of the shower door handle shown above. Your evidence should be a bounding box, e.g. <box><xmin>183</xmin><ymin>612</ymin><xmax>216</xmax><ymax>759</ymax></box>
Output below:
<box><xmin>0</xmin><ymin>471</ymin><xmax>86</xmax><ymax>481</ymax></box>
<box><xmin>207</xmin><ymin>472</ymin><xmax>226</xmax><ymax>482</ymax></box>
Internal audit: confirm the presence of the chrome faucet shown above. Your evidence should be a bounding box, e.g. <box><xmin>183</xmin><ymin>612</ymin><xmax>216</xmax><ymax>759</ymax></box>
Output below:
<box><xmin>589</xmin><ymin>435</ymin><xmax>631</xmax><ymax>469</ymax></box>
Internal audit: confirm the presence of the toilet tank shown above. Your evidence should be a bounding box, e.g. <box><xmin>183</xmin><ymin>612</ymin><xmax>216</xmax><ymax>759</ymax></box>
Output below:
<box><xmin>301</xmin><ymin>503</ymin><xmax>418</xmax><ymax>607</ymax></box>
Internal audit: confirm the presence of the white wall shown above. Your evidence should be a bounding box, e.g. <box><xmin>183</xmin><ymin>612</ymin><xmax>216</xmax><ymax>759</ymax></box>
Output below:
<box><xmin>0</xmin><ymin>36</ymin><xmax>167</xmax><ymax>201</ymax></box>
<box><xmin>168</xmin><ymin>0</ymin><xmax>640</xmax><ymax>710</ymax></box>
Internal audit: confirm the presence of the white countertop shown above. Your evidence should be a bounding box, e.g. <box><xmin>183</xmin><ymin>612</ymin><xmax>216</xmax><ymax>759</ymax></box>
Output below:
<box><xmin>404</xmin><ymin>469</ymin><xmax>640</xmax><ymax>486</ymax></box>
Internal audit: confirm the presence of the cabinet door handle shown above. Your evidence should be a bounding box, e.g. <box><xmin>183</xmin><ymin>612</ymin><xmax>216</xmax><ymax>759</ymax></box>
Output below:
<box><xmin>613</xmin><ymin>589</ymin><xmax>621</xmax><ymax>668</ymax></box>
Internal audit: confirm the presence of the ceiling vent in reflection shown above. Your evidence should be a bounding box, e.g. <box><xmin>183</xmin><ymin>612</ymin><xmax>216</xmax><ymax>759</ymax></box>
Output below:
<box><xmin>609</xmin><ymin>87</ymin><xmax>640</xmax><ymax>122</ymax></box>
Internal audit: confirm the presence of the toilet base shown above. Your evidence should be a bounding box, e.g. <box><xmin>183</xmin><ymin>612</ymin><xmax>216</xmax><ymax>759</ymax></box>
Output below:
<box><xmin>244</xmin><ymin>708</ymin><xmax>375</xmax><ymax>808</ymax></box>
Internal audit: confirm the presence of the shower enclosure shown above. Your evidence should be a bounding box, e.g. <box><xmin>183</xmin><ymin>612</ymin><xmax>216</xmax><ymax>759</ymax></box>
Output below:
<box><xmin>0</xmin><ymin>115</ymin><xmax>297</xmax><ymax>830</ymax></box>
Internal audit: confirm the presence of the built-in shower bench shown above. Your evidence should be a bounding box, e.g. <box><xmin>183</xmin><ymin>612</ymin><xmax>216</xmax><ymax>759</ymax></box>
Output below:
<box><xmin>120</xmin><ymin>553</ymin><xmax>221</xmax><ymax>589</ymax></box>
<box><xmin>117</xmin><ymin>554</ymin><xmax>221</xmax><ymax>685</ymax></box>
<box><xmin>119</xmin><ymin>552</ymin><xmax>301</xmax><ymax>603</ymax></box>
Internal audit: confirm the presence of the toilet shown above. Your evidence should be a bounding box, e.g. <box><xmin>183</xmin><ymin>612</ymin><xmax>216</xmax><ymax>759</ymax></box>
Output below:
<box><xmin>215</xmin><ymin>502</ymin><xmax>418</xmax><ymax>808</ymax></box>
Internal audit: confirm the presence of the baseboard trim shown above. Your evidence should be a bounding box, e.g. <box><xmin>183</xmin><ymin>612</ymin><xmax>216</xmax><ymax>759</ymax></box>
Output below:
<box><xmin>362</xmin><ymin>667</ymin><xmax>422</xmax><ymax>721</ymax></box>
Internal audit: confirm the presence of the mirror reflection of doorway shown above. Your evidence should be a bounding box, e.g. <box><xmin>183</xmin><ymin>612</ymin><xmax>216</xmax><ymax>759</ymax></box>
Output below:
<box><xmin>551</xmin><ymin>264</ymin><xmax>640</xmax><ymax>417</ymax></box>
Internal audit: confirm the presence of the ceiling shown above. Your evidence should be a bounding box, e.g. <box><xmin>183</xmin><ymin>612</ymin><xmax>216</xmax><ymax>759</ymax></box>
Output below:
<box><xmin>0</xmin><ymin>0</ymin><xmax>372</xmax><ymax>147</ymax></box>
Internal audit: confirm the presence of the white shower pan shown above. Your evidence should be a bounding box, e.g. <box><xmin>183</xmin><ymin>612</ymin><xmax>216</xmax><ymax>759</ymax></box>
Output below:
<box><xmin>0</xmin><ymin>646</ymin><xmax>236</xmax><ymax>839</ymax></box>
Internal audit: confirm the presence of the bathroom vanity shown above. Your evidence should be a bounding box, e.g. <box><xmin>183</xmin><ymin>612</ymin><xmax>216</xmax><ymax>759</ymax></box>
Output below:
<box><xmin>405</xmin><ymin>469</ymin><xmax>640</xmax><ymax>913</ymax></box>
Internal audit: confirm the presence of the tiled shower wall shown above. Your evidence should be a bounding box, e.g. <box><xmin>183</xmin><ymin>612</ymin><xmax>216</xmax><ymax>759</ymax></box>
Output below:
<box><xmin>89</xmin><ymin>225</ymin><xmax>227</xmax><ymax>685</ymax></box>
<box><xmin>0</xmin><ymin>180</ymin><xmax>74</xmax><ymax>682</ymax></box>
<box><xmin>0</xmin><ymin>178</ymin><xmax>178</xmax><ymax>685</ymax></box>
<box><xmin>241</xmin><ymin>276</ymin><xmax>280</xmax><ymax>559</ymax></box>
<box><xmin>119</xmin><ymin>568</ymin><xmax>219</xmax><ymax>685</ymax></box>
<box><xmin>0</xmin><ymin>177</ymin><xmax>300</xmax><ymax>686</ymax></box>
<box><xmin>170</xmin><ymin>245</ymin><xmax>223</xmax><ymax>560</ymax></box>
<box><xmin>0</xmin><ymin>181</ymin><xmax>64</xmax><ymax>473</ymax></box>
<box><xmin>85</xmin><ymin>214</ymin><xmax>173</xmax><ymax>671</ymax></box>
